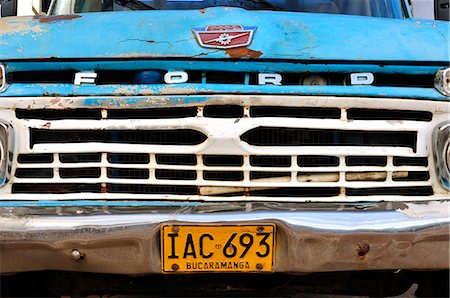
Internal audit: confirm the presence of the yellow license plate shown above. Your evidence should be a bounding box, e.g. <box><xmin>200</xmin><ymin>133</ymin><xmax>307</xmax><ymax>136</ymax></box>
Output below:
<box><xmin>161</xmin><ymin>224</ymin><xmax>275</xmax><ymax>273</ymax></box>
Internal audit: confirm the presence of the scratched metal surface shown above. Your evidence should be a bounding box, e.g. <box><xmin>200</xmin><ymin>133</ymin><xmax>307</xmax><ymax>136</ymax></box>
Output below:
<box><xmin>0</xmin><ymin>7</ymin><xmax>448</xmax><ymax>62</ymax></box>
<box><xmin>2</xmin><ymin>84</ymin><xmax>449</xmax><ymax>100</ymax></box>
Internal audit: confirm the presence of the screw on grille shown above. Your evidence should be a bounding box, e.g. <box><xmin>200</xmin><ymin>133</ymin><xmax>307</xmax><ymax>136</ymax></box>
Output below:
<box><xmin>70</xmin><ymin>249</ymin><xmax>86</xmax><ymax>262</ymax></box>
<box><xmin>356</xmin><ymin>242</ymin><xmax>370</xmax><ymax>259</ymax></box>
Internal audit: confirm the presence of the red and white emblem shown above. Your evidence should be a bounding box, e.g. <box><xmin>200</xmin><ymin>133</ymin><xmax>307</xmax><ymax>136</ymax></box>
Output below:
<box><xmin>192</xmin><ymin>25</ymin><xmax>257</xmax><ymax>49</ymax></box>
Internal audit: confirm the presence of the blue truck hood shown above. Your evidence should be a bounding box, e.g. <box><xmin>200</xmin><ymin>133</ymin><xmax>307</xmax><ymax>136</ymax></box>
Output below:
<box><xmin>0</xmin><ymin>7</ymin><xmax>448</xmax><ymax>62</ymax></box>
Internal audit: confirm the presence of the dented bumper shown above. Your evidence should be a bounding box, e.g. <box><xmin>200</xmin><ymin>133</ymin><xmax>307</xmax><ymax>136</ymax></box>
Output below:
<box><xmin>0</xmin><ymin>201</ymin><xmax>449</xmax><ymax>275</ymax></box>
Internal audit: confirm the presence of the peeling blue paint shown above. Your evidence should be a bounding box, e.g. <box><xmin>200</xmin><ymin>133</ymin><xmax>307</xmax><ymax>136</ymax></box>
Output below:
<box><xmin>0</xmin><ymin>8</ymin><xmax>449</xmax><ymax>62</ymax></box>
<box><xmin>2</xmin><ymin>83</ymin><xmax>448</xmax><ymax>101</ymax></box>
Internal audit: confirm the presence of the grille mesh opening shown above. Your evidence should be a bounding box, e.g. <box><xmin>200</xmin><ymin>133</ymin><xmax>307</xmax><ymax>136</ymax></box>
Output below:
<box><xmin>156</xmin><ymin>169</ymin><xmax>197</xmax><ymax>180</ymax></box>
<box><xmin>156</xmin><ymin>154</ymin><xmax>196</xmax><ymax>165</ymax></box>
<box><xmin>203</xmin><ymin>105</ymin><xmax>243</xmax><ymax>118</ymax></box>
<box><xmin>16</xmin><ymin>109</ymin><xmax>102</xmax><ymax>120</ymax></box>
<box><xmin>347</xmin><ymin>109</ymin><xmax>432</xmax><ymax>121</ymax></box>
<box><xmin>346</xmin><ymin>186</ymin><xmax>433</xmax><ymax>196</ymax></box>
<box><xmin>30</xmin><ymin>129</ymin><xmax>207</xmax><ymax>147</ymax></box>
<box><xmin>108</xmin><ymin>107</ymin><xmax>197</xmax><ymax>119</ymax></box>
<box><xmin>393</xmin><ymin>157</ymin><xmax>428</xmax><ymax>167</ymax></box>
<box><xmin>59</xmin><ymin>168</ymin><xmax>101</xmax><ymax>178</ymax></box>
<box><xmin>393</xmin><ymin>171</ymin><xmax>430</xmax><ymax>181</ymax></box>
<box><xmin>107</xmin><ymin>168</ymin><xmax>149</xmax><ymax>179</ymax></box>
<box><xmin>251</xmin><ymin>106</ymin><xmax>340</xmax><ymax>119</ymax></box>
<box><xmin>251</xmin><ymin>187</ymin><xmax>341</xmax><ymax>197</ymax></box>
<box><xmin>107</xmin><ymin>184</ymin><xmax>198</xmax><ymax>195</ymax></box>
<box><xmin>298</xmin><ymin>156</ymin><xmax>339</xmax><ymax>167</ymax></box>
<box><xmin>18</xmin><ymin>154</ymin><xmax>53</xmax><ymax>164</ymax></box>
<box><xmin>241</xmin><ymin>127</ymin><xmax>417</xmax><ymax>151</ymax></box>
<box><xmin>60</xmin><ymin>153</ymin><xmax>102</xmax><ymax>163</ymax></box>
<box><xmin>346</xmin><ymin>156</ymin><xmax>387</xmax><ymax>167</ymax></box>
<box><xmin>250</xmin><ymin>172</ymin><xmax>291</xmax><ymax>181</ymax></box>
<box><xmin>203</xmin><ymin>155</ymin><xmax>243</xmax><ymax>166</ymax></box>
<box><xmin>15</xmin><ymin>168</ymin><xmax>53</xmax><ymax>178</ymax></box>
<box><xmin>251</xmin><ymin>156</ymin><xmax>291</xmax><ymax>167</ymax></box>
<box><xmin>12</xmin><ymin>183</ymin><xmax>101</xmax><ymax>194</ymax></box>
<box><xmin>107</xmin><ymin>153</ymin><xmax>150</xmax><ymax>164</ymax></box>
<box><xmin>204</xmin><ymin>171</ymin><xmax>243</xmax><ymax>181</ymax></box>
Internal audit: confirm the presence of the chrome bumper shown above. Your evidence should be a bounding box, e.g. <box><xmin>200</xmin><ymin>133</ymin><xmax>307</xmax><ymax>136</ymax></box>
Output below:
<box><xmin>0</xmin><ymin>201</ymin><xmax>449</xmax><ymax>275</ymax></box>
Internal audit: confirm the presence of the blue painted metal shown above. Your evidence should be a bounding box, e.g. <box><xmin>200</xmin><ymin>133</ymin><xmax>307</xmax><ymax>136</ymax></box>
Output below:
<box><xmin>2</xmin><ymin>83</ymin><xmax>448</xmax><ymax>101</ymax></box>
<box><xmin>0</xmin><ymin>8</ymin><xmax>448</xmax><ymax>62</ymax></box>
<box><xmin>4</xmin><ymin>60</ymin><xmax>446</xmax><ymax>74</ymax></box>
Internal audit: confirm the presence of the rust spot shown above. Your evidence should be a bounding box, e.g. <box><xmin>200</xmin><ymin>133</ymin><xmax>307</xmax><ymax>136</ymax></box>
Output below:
<box><xmin>225</xmin><ymin>47</ymin><xmax>263</xmax><ymax>59</ymax></box>
<box><xmin>146</xmin><ymin>40</ymin><xmax>155</xmax><ymax>43</ymax></box>
<box><xmin>244</xmin><ymin>187</ymin><xmax>250</xmax><ymax>196</ymax></box>
<box><xmin>35</xmin><ymin>15</ymin><xmax>81</xmax><ymax>23</ymax></box>
<box><xmin>199</xmin><ymin>9</ymin><xmax>206</xmax><ymax>14</ymax></box>
<box><xmin>356</xmin><ymin>242</ymin><xmax>370</xmax><ymax>259</ymax></box>
<box><xmin>42</xmin><ymin>122</ymin><xmax>51</xmax><ymax>129</ymax></box>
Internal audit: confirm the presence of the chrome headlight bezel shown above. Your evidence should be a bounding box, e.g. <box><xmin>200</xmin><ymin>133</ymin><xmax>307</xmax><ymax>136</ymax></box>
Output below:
<box><xmin>0</xmin><ymin>63</ymin><xmax>6</xmax><ymax>93</ymax></box>
<box><xmin>434</xmin><ymin>68</ymin><xmax>450</xmax><ymax>97</ymax></box>
<box><xmin>0</xmin><ymin>122</ymin><xmax>13</xmax><ymax>187</ymax></box>
<box><xmin>433</xmin><ymin>122</ymin><xmax>450</xmax><ymax>190</ymax></box>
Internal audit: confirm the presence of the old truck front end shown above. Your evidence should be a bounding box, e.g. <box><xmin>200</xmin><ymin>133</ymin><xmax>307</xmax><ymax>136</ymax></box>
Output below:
<box><xmin>0</xmin><ymin>0</ymin><xmax>449</xmax><ymax>295</ymax></box>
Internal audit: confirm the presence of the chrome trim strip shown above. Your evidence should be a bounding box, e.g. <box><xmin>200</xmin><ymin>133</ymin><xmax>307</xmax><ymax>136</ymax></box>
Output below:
<box><xmin>0</xmin><ymin>64</ymin><xmax>7</xmax><ymax>93</ymax></box>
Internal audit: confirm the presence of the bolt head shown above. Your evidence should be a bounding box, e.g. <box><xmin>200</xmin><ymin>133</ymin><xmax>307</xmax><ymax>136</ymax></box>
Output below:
<box><xmin>256</xmin><ymin>263</ymin><xmax>263</xmax><ymax>270</ymax></box>
<box><xmin>172</xmin><ymin>264</ymin><xmax>179</xmax><ymax>271</ymax></box>
<box><xmin>70</xmin><ymin>249</ymin><xmax>81</xmax><ymax>261</ymax></box>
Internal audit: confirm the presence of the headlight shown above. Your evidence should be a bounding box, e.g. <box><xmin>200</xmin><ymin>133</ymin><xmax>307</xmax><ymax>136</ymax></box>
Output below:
<box><xmin>433</xmin><ymin>122</ymin><xmax>450</xmax><ymax>190</ymax></box>
<box><xmin>0</xmin><ymin>64</ymin><xmax>5</xmax><ymax>93</ymax></box>
<box><xmin>434</xmin><ymin>68</ymin><xmax>450</xmax><ymax>97</ymax></box>
<box><xmin>0</xmin><ymin>122</ymin><xmax>13</xmax><ymax>187</ymax></box>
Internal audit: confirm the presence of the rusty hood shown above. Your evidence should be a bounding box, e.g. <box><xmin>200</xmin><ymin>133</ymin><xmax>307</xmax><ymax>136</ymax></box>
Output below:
<box><xmin>0</xmin><ymin>7</ymin><xmax>449</xmax><ymax>63</ymax></box>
